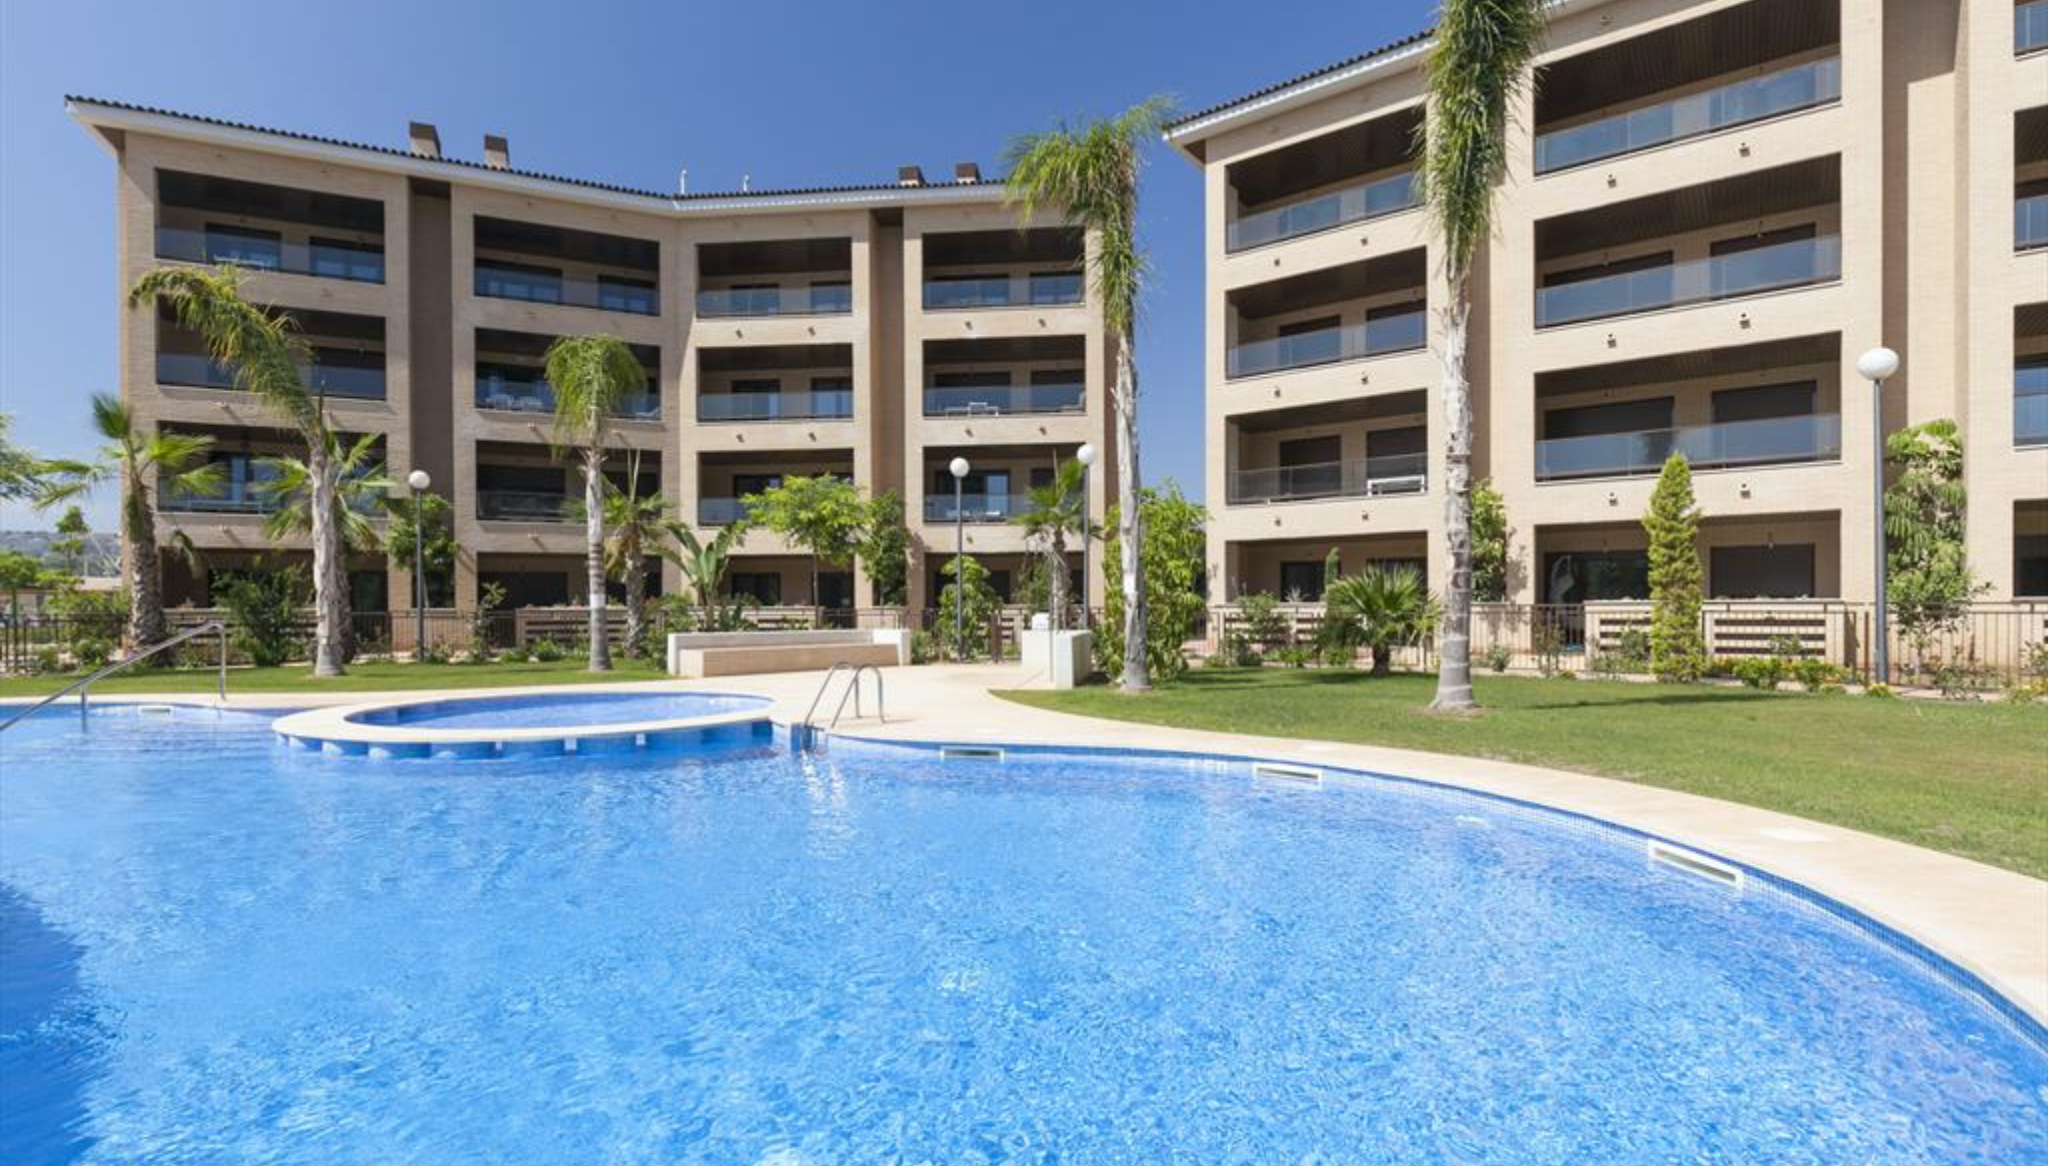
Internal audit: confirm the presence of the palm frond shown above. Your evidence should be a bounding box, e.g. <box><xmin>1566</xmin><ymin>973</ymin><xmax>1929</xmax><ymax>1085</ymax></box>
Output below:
<box><xmin>1418</xmin><ymin>0</ymin><xmax>1548</xmax><ymax>272</ymax></box>
<box><xmin>130</xmin><ymin>266</ymin><xmax>320</xmax><ymax>437</ymax></box>
<box><xmin>542</xmin><ymin>335</ymin><xmax>645</xmax><ymax>456</ymax></box>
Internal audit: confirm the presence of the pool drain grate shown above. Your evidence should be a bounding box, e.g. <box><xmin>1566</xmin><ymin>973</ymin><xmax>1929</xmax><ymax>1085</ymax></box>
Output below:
<box><xmin>1647</xmin><ymin>842</ymin><xmax>1745</xmax><ymax>891</ymax></box>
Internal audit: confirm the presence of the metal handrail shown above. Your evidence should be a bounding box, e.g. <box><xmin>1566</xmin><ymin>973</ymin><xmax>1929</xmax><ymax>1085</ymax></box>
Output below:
<box><xmin>0</xmin><ymin>621</ymin><xmax>228</xmax><ymax>732</ymax></box>
<box><xmin>795</xmin><ymin>660</ymin><xmax>886</xmax><ymax>753</ymax></box>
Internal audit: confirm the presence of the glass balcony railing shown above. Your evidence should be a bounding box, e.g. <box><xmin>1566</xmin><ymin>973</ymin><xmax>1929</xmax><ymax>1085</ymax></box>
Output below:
<box><xmin>477</xmin><ymin>490</ymin><xmax>577</xmax><ymax>523</ymax></box>
<box><xmin>1535</xmin><ymin>412</ymin><xmax>1841</xmax><ymax>480</ymax></box>
<box><xmin>697</xmin><ymin>390</ymin><xmax>853</xmax><ymax>422</ymax></box>
<box><xmin>698</xmin><ymin>497</ymin><xmax>753</xmax><ymax>527</ymax></box>
<box><xmin>696</xmin><ymin>284</ymin><xmax>853</xmax><ymax>317</ymax></box>
<box><xmin>473</xmin><ymin>263</ymin><xmax>659</xmax><ymax>315</ymax></box>
<box><xmin>1227</xmin><ymin>454</ymin><xmax>1428</xmax><ymax>505</ymax></box>
<box><xmin>1535</xmin><ymin>235</ymin><xmax>1840</xmax><ymax>328</ymax></box>
<box><xmin>2017</xmin><ymin>393</ymin><xmax>2048</xmax><ymax>447</ymax></box>
<box><xmin>160</xmin><ymin>480</ymin><xmax>275</xmax><ymax>515</ymax></box>
<box><xmin>474</xmin><ymin>373</ymin><xmax>659</xmax><ymax>419</ymax></box>
<box><xmin>924</xmin><ymin>493</ymin><xmax>1032</xmax><ymax>523</ymax></box>
<box><xmin>923</xmin><ymin>272</ymin><xmax>1084</xmax><ymax>311</ymax></box>
<box><xmin>2017</xmin><ymin>194</ymin><xmax>2048</xmax><ymax>251</ymax></box>
<box><xmin>2019</xmin><ymin>0</ymin><xmax>2048</xmax><ymax>53</ymax></box>
<box><xmin>1227</xmin><ymin>170</ymin><xmax>1419</xmax><ymax>252</ymax></box>
<box><xmin>157</xmin><ymin>352</ymin><xmax>388</xmax><ymax>400</ymax></box>
<box><xmin>1535</xmin><ymin>58</ymin><xmax>1842</xmax><ymax>174</ymax></box>
<box><xmin>922</xmin><ymin>383</ymin><xmax>1086</xmax><ymax>416</ymax></box>
<box><xmin>1227</xmin><ymin>309</ymin><xmax>1426</xmax><ymax>379</ymax></box>
<box><xmin>155</xmin><ymin>226</ymin><xmax>386</xmax><ymax>283</ymax></box>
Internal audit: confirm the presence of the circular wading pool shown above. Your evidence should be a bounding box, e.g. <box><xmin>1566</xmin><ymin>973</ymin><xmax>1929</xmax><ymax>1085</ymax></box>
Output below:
<box><xmin>271</xmin><ymin>689</ymin><xmax>774</xmax><ymax>759</ymax></box>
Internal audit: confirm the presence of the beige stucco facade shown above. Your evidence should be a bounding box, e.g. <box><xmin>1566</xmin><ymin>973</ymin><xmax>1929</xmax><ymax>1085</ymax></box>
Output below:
<box><xmin>1173</xmin><ymin>0</ymin><xmax>2047</xmax><ymax>606</ymax></box>
<box><xmin>72</xmin><ymin>101</ymin><xmax>1111</xmax><ymax>619</ymax></box>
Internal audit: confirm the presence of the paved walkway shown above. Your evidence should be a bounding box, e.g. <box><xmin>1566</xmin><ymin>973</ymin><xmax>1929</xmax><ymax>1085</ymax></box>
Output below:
<box><xmin>17</xmin><ymin>662</ymin><xmax>2047</xmax><ymax>1025</ymax></box>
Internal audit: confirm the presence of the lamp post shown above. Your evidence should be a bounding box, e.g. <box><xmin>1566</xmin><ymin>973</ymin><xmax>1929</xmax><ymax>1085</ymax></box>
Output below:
<box><xmin>949</xmin><ymin>457</ymin><xmax>970</xmax><ymax>661</ymax></box>
<box><xmin>1075</xmin><ymin>442</ymin><xmax>1098</xmax><ymax>631</ymax></box>
<box><xmin>1856</xmin><ymin>346</ymin><xmax>1899</xmax><ymax>686</ymax></box>
<box><xmin>406</xmin><ymin>469</ymin><xmax>431</xmax><ymax>661</ymax></box>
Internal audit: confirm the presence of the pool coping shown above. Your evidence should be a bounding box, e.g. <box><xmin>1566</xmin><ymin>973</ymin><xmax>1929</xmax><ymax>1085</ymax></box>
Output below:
<box><xmin>269</xmin><ymin>689</ymin><xmax>773</xmax><ymax>758</ymax></box>
<box><xmin>7</xmin><ymin>668</ymin><xmax>2043</xmax><ymax>1027</ymax></box>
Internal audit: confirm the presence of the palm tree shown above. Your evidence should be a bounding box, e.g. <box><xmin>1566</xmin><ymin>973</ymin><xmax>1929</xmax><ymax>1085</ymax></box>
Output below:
<box><xmin>38</xmin><ymin>393</ymin><xmax>222</xmax><ymax>649</ymax></box>
<box><xmin>543</xmin><ymin>334</ymin><xmax>647</xmax><ymax>672</ymax></box>
<box><xmin>131</xmin><ymin>266</ymin><xmax>353</xmax><ymax>676</ymax></box>
<box><xmin>255</xmin><ymin>433</ymin><xmax>391</xmax><ymax>660</ymax></box>
<box><xmin>597</xmin><ymin>451</ymin><xmax>674</xmax><ymax>658</ymax></box>
<box><xmin>1006</xmin><ymin>95</ymin><xmax>1173</xmax><ymax>692</ymax></box>
<box><xmin>1325</xmin><ymin>565</ymin><xmax>1440</xmax><ymax>676</ymax></box>
<box><xmin>1418</xmin><ymin>0</ymin><xmax>1547</xmax><ymax>710</ymax></box>
<box><xmin>667</xmin><ymin>523</ymin><xmax>744</xmax><ymax>626</ymax></box>
<box><xmin>1012</xmin><ymin>457</ymin><xmax>1092</xmax><ymax>630</ymax></box>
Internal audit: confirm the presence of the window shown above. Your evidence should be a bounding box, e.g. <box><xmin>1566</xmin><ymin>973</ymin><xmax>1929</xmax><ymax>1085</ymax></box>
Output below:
<box><xmin>309</xmin><ymin>236</ymin><xmax>384</xmax><ymax>282</ymax></box>
<box><xmin>597</xmin><ymin>275</ymin><xmax>657</xmax><ymax>314</ymax></box>
<box><xmin>1028</xmin><ymin>271</ymin><xmax>1083</xmax><ymax>304</ymax></box>
<box><xmin>1710</xmin><ymin>544</ymin><xmax>1816</xmax><ymax>599</ymax></box>
<box><xmin>1366</xmin><ymin>426</ymin><xmax>1426</xmax><ymax>459</ymax></box>
<box><xmin>728</xmin><ymin>572</ymin><xmax>782</xmax><ymax>606</ymax></box>
<box><xmin>1543</xmin><ymin>398</ymin><xmax>1675</xmax><ymax>439</ymax></box>
<box><xmin>1277</xmin><ymin>315</ymin><xmax>1340</xmax><ymax>338</ymax></box>
<box><xmin>482</xmin><ymin>571</ymin><xmax>570</xmax><ymax>609</ymax></box>
<box><xmin>1710</xmin><ymin>223</ymin><xmax>1818</xmax><ymax>258</ymax></box>
<box><xmin>934</xmin><ymin>370</ymin><xmax>1009</xmax><ymax>387</ymax></box>
<box><xmin>1542</xmin><ymin>250</ymin><xmax>1672</xmax><ymax>288</ymax></box>
<box><xmin>1712</xmin><ymin>381</ymin><xmax>1818</xmax><ymax>423</ymax></box>
<box><xmin>732</xmin><ymin>474</ymin><xmax>783</xmax><ymax>496</ymax></box>
<box><xmin>1278</xmin><ymin>435</ymin><xmax>1341</xmax><ymax>467</ymax></box>
<box><xmin>204</xmin><ymin>223</ymin><xmax>281</xmax><ymax>268</ymax></box>
<box><xmin>1279</xmin><ymin>561</ymin><xmax>1326</xmax><ymax>602</ymax></box>
<box><xmin>731</xmin><ymin>378</ymin><xmax>782</xmax><ymax>395</ymax></box>
<box><xmin>1542</xmin><ymin>551</ymin><xmax>1649</xmax><ymax>604</ymax></box>
<box><xmin>475</xmin><ymin>261</ymin><xmax>563</xmax><ymax>303</ymax></box>
<box><xmin>810</xmin><ymin>280</ymin><xmax>852</xmax><ymax>313</ymax></box>
<box><xmin>1710</xmin><ymin>224</ymin><xmax>1820</xmax><ymax>297</ymax></box>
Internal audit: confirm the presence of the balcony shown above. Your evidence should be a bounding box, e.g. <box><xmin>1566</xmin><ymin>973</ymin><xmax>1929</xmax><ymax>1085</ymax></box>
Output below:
<box><xmin>473</xmin><ymin>216</ymin><xmax>660</xmax><ymax>317</ymax></box>
<box><xmin>474</xmin><ymin>330</ymin><xmax>660</xmax><ymax>419</ymax></box>
<box><xmin>924</xmin><ymin>493</ymin><xmax>1030</xmax><ymax>523</ymax></box>
<box><xmin>698</xmin><ymin>388</ymin><xmax>852</xmax><ymax>422</ymax></box>
<box><xmin>478</xmin><ymin>490</ymin><xmax>576</xmax><ymax>523</ymax></box>
<box><xmin>1228</xmin><ymin>171</ymin><xmax>1417</xmax><ymax>253</ymax></box>
<box><xmin>924</xmin><ymin>272</ymin><xmax>1082</xmax><ymax>311</ymax></box>
<box><xmin>2021</xmin><ymin>0</ymin><xmax>2048</xmax><ymax>54</ymax></box>
<box><xmin>161</xmin><ymin>478</ymin><xmax>275</xmax><ymax>515</ymax></box>
<box><xmin>2020</xmin><ymin>357</ymin><xmax>2048</xmax><ymax>447</ymax></box>
<box><xmin>697</xmin><ymin>284</ymin><xmax>851</xmax><ymax>318</ymax></box>
<box><xmin>1535</xmin><ymin>58</ymin><xmax>1840</xmax><ymax>174</ymax></box>
<box><xmin>154</xmin><ymin>169</ymin><xmax>385</xmax><ymax>285</ymax></box>
<box><xmin>924</xmin><ymin>383</ymin><xmax>1084</xmax><ymax>417</ymax></box>
<box><xmin>156</xmin><ymin>226</ymin><xmax>384</xmax><ymax>283</ymax></box>
<box><xmin>697</xmin><ymin>497</ymin><xmax>751</xmax><ymax>527</ymax></box>
<box><xmin>1536</xmin><ymin>413</ymin><xmax>1840</xmax><ymax>480</ymax></box>
<box><xmin>1537</xmin><ymin>234</ymin><xmax>1840</xmax><ymax>327</ymax></box>
<box><xmin>1228</xmin><ymin>310</ymin><xmax>1425</xmax><ymax>379</ymax></box>
<box><xmin>157</xmin><ymin>352</ymin><xmax>388</xmax><ymax>401</ymax></box>
<box><xmin>1228</xmin><ymin>454</ymin><xmax>1427</xmax><ymax>505</ymax></box>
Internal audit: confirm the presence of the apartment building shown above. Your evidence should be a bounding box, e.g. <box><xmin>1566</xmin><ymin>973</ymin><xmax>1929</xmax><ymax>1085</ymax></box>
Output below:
<box><xmin>1169</xmin><ymin>0</ymin><xmax>2047</xmax><ymax>609</ymax></box>
<box><xmin>70</xmin><ymin>99</ymin><xmax>1112</xmax><ymax>619</ymax></box>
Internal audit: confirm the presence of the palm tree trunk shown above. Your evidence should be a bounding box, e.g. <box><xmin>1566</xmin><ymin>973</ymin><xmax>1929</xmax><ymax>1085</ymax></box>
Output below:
<box><xmin>126</xmin><ymin>472</ymin><xmax>166</xmax><ymax>650</ymax></box>
<box><xmin>623</xmin><ymin>542</ymin><xmax>645</xmax><ymax>660</ymax></box>
<box><xmin>307</xmin><ymin>442</ymin><xmax>348</xmax><ymax>677</ymax></box>
<box><xmin>1432</xmin><ymin>276</ymin><xmax>1476</xmax><ymax>710</ymax></box>
<box><xmin>1049</xmin><ymin>531</ymin><xmax>1067</xmax><ymax>633</ymax></box>
<box><xmin>1113</xmin><ymin>338</ymin><xmax>1149</xmax><ymax>691</ymax></box>
<box><xmin>1372</xmin><ymin>643</ymin><xmax>1393</xmax><ymax>677</ymax></box>
<box><xmin>584</xmin><ymin>447</ymin><xmax>612</xmax><ymax>672</ymax></box>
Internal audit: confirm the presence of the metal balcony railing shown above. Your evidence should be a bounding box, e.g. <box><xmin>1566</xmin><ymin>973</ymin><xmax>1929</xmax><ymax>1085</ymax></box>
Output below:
<box><xmin>157</xmin><ymin>352</ymin><xmax>387</xmax><ymax>400</ymax></box>
<box><xmin>924</xmin><ymin>493</ymin><xmax>1031</xmax><ymax>523</ymax></box>
<box><xmin>477</xmin><ymin>490</ymin><xmax>577</xmax><ymax>522</ymax></box>
<box><xmin>922</xmin><ymin>383</ymin><xmax>1085</xmax><ymax>416</ymax></box>
<box><xmin>473</xmin><ymin>263</ymin><xmax>658</xmax><ymax>315</ymax></box>
<box><xmin>923</xmin><ymin>272</ymin><xmax>1083</xmax><ymax>310</ymax></box>
<box><xmin>698</xmin><ymin>389</ymin><xmax>854</xmax><ymax>422</ymax></box>
<box><xmin>696</xmin><ymin>285</ymin><xmax>853</xmax><ymax>317</ymax></box>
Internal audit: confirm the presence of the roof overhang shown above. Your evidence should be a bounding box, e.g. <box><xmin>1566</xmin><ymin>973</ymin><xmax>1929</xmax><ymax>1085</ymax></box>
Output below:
<box><xmin>66</xmin><ymin>98</ymin><xmax>1015</xmax><ymax>218</ymax></box>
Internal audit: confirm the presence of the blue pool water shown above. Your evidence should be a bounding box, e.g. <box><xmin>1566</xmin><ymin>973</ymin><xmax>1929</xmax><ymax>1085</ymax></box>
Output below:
<box><xmin>343</xmin><ymin>690</ymin><xmax>769</xmax><ymax>730</ymax></box>
<box><xmin>2</xmin><ymin>705</ymin><xmax>2043</xmax><ymax>1164</ymax></box>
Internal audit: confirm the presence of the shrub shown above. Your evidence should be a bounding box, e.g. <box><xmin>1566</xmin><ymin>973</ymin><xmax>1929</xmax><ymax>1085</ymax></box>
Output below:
<box><xmin>1732</xmin><ymin>656</ymin><xmax>1787</xmax><ymax>691</ymax></box>
<box><xmin>1323</xmin><ymin>565</ymin><xmax>1437</xmax><ymax>677</ymax></box>
<box><xmin>31</xmin><ymin>646</ymin><xmax>61</xmax><ymax>675</ymax></box>
<box><xmin>1097</xmin><ymin>484</ymin><xmax>1208</xmax><ymax>683</ymax></box>
<box><xmin>1864</xmin><ymin>683</ymin><xmax>1896</xmax><ymax>699</ymax></box>
<box><xmin>528</xmin><ymin>637</ymin><xmax>565</xmax><ymax>664</ymax></box>
<box><xmin>936</xmin><ymin>555</ymin><xmax>1002</xmax><ymax>661</ymax></box>
<box><xmin>1319</xmin><ymin>639</ymin><xmax>1359</xmax><ymax>669</ymax></box>
<box><xmin>1482</xmin><ymin>642</ymin><xmax>1513</xmax><ymax>674</ymax></box>
<box><xmin>416</xmin><ymin>640</ymin><xmax>452</xmax><ymax>665</ymax></box>
<box><xmin>1793</xmin><ymin>658</ymin><xmax>1841</xmax><ymax>693</ymax></box>
<box><xmin>1208</xmin><ymin>631</ymin><xmax>1260</xmax><ymax>669</ymax></box>
<box><xmin>216</xmin><ymin>567</ymin><xmax>310</xmax><ymax>668</ymax></box>
<box><xmin>910</xmin><ymin>630</ymin><xmax>942</xmax><ymax>665</ymax></box>
<box><xmin>2005</xmin><ymin>679</ymin><xmax>2048</xmax><ymax>704</ymax></box>
<box><xmin>72</xmin><ymin>638</ymin><xmax>113</xmax><ymax>670</ymax></box>
<box><xmin>1236</xmin><ymin>592</ymin><xmax>1289</xmax><ymax>656</ymax></box>
<box><xmin>1275</xmin><ymin>645</ymin><xmax>1313</xmax><ymax>669</ymax></box>
<box><xmin>1643</xmin><ymin>454</ymin><xmax>1706</xmax><ymax>681</ymax></box>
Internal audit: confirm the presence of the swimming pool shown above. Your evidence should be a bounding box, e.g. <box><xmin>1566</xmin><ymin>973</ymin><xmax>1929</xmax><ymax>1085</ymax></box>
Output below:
<box><xmin>2</xmin><ymin>704</ymin><xmax>2043</xmax><ymax>1163</ymax></box>
<box><xmin>340</xmin><ymin>690</ymin><xmax>770</xmax><ymax>731</ymax></box>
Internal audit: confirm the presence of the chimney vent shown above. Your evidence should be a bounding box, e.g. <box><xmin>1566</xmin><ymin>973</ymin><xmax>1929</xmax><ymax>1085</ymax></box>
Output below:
<box><xmin>954</xmin><ymin>162</ymin><xmax>981</xmax><ymax>184</ymax></box>
<box><xmin>484</xmin><ymin>134</ymin><xmax>510</xmax><ymax>170</ymax></box>
<box><xmin>897</xmin><ymin>165</ymin><xmax>925</xmax><ymax>187</ymax></box>
<box><xmin>408</xmin><ymin>122</ymin><xmax>441</xmax><ymax>159</ymax></box>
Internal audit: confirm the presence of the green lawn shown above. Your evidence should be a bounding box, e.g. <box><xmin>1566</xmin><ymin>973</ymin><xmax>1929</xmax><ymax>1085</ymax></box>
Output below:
<box><xmin>0</xmin><ymin>658</ymin><xmax>671</xmax><ymax>698</ymax></box>
<box><xmin>1002</xmin><ymin>670</ymin><xmax>2048</xmax><ymax>879</ymax></box>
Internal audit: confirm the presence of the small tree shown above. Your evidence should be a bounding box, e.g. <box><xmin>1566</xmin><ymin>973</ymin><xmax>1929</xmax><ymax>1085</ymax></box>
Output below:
<box><xmin>257</xmin><ymin>433</ymin><xmax>389</xmax><ymax>662</ymax></box>
<box><xmin>860</xmin><ymin>490</ymin><xmax>911</xmax><ymax>607</ymax></box>
<box><xmin>1470</xmin><ymin>479</ymin><xmax>1512</xmax><ymax>603</ymax></box>
<box><xmin>1324</xmin><ymin>565</ymin><xmax>1439</xmax><ymax>676</ymax></box>
<box><xmin>1012</xmin><ymin>458</ymin><xmax>1091</xmax><ymax>629</ymax></box>
<box><xmin>386</xmin><ymin>490</ymin><xmax>457</xmax><ymax>608</ymax></box>
<box><xmin>1643</xmin><ymin>453</ymin><xmax>1706</xmax><ymax>682</ymax></box>
<box><xmin>742</xmin><ymin>475</ymin><xmax>868</xmax><ymax>615</ymax></box>
<box><xmin>1884</xmin><ymin>420</ymin><xmax>1983</xmax><ymax>661</ymax></box>
<box><xmin>667</xmin><ymin>524</ymin><xmax>744</xmax><ymax>627</ymax></box>
<box><xmin>936</xmin><ymin>554</ymin><xmax>1002</xmax><ymax>660</ymax></box>
<box><xmin>217</xmin><ymin>564</ymin><xmax>312</xmax><ymax>668</ymax></box>
<box><xmin>1097</xmin><ymin>482</ymin><xmax>1208</xmax><ymax>683</ymax></box>
<box><xmin>51</xmin><ymin>506</ymin><xmax>91</xmax><ymax>578</ymax></box>
<box><xmin>0</xmin><ymin>550</ymin><xmax>43</xmax><ymax>621</ymax></box>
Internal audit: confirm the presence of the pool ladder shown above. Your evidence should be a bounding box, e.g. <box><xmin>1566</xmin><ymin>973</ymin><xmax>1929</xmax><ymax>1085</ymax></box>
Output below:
<box><xmin>0</xmin><ymin>621</ymin><xmax>228</xmax><ymax>733</ymax></box>
<box><xmin>795</xmin><ymin>661</ymin><xmax>884</xmax><ymax>753</ymax></box>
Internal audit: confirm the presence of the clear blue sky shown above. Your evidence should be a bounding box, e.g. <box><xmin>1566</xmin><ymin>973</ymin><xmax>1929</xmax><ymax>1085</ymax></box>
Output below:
<box><xmin>0</xmin><ymin>0</ymin><xmax>1434</xmax><ymax>529</ymax></box>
